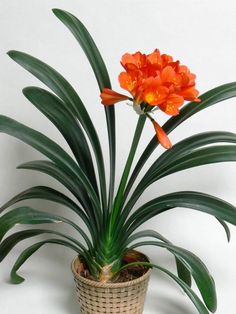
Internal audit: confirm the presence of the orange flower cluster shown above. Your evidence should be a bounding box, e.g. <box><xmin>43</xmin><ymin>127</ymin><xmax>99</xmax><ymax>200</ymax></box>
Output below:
<box><xmin>100</xmin><ymin>50</ymin><xmax>200</xmax><ymax>149</ymax></box>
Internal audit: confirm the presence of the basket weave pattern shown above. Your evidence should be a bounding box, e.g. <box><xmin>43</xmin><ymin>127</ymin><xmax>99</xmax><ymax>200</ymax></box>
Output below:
<box><xmin>71</xmin><ymin>257</ymin><xmax>151</xmax><ymax>314</ymax></box>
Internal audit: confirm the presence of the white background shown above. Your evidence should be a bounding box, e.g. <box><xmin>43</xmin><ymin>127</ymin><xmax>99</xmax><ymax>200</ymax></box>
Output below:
<box><xmin>1</xmin><ymin>0</ymin><xmax>236</xmax><ymax>313</ymax></box>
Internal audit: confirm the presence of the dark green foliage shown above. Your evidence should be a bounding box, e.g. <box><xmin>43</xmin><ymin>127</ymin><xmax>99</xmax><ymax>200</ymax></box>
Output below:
<box><xmin>1</xmin><ymin>8</ymin><xmax>236</xmax><ymax>314</ymax></box>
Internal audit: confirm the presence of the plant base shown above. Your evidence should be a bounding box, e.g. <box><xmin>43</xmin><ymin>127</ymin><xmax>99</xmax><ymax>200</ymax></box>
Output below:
<box><xmin>71</xmin><ymin>256</ymin><xmax>151</xmax><ymax>314</ymax></box>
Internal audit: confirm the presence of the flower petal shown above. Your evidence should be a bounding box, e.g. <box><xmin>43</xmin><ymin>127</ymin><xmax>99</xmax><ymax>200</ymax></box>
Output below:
<box><xmin>161</xmin><ymin>66</ymin><xmax>176</xmax><ymax>83</ymax></box>
<box><xmin>121</xmin><ymin>51</ymin><xmax>146</xmax><ymax>70</ymax></box>
<box><xmin>147</xmin><ymin>49</ymin><xmax>162</xmax><ymax>66</ymax></box>
<box><xmin>152</xmin><ymin>120</ymin><xmax>172</xmax><ymax>149</ymax></box>
<box><xmin>143</xmin><ymin>77</ymin><xmax>169</xmax><ymax>105</ymax></box>
<box><xmin>179</xmin><ymin>86</ymin><xmax>200</xmax><ymax>101</ymax></box>
<box><xmin>119</xmin><ymin>71</ymin><xmax>140</xmax><ymax>94</ymax></box>
<box><xmin>100</xmin><ymin>88</ymin><xmax>129</xmax><ymax>105</ymax></box>
<box><xmin>159</xmin><ymin>94</ymin><xmax>184</xmax><ymax>115</ymax></box>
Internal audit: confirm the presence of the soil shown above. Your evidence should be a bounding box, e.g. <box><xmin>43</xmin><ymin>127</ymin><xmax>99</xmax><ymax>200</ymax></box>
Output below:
<box><xmin>77</xmin><ymin>250</ymin><xmax>149</xmax><ymax>283</ymax></box>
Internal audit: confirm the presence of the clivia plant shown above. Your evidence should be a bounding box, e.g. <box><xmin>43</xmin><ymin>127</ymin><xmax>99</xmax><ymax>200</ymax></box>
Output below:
<box><xmin>1</xmin><ymin>8</ymin><xmax>236</xmax><ymax>314</ymax></box>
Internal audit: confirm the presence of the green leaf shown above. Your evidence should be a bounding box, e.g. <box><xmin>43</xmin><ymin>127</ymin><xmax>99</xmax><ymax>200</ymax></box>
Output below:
<box><xmin>17</xmin><ymin>161</ymin><xmax>88</xmax><ymax>208</ymax></box>
<box><xmin>23</xmin><ymin>86</ymin><xmax>98</xmax><ymax>194</ymax></box>
<box><xmin>17</xmin><ymin>160</ymin><xmax>100</xmax><ymax>236</ymax></box>
<box><xmin>52</xmin><ymin>9</ymin><xmax>111</xmax><ymax>89</ymax></box>
<box><xmin>216</xmin><ymin>218</ymin><xmax>231</xmax><ymax>242</ymax></box>
<box><xmin>52</xmin><ymin>8</ymin><xmax>115</xmax><ymax>212</ymax></box>
<box><xmin>7</xmin><ymin>50</ymin><xmax>107</xmax><ymax>210</ymax></box>
<box><xmin>124</xmin><ymin>132</ymin><xmax>236</xmax><ymax>222</ymax></box>
<box><xmin>0</xmin><ymin>185</ymin><xmax>91</xmax><ymax>231</ymax></box>
<box><xmin>175</xmin><ymin>258</ymin><xmax>192</xmax><ymax>288</ymax></box>
<box><xmin>125</xmin><ymin>83</ymin><xmax>236</xmax><ymax>201</ymax></box>
<box><xmin>125</xmin><ymin>229</ymin><xmax>191</xmax><ymax>286</ymax></box>
<box><xmin>130</xmin><ymin>241</ymin><xmax>216</xmax><ymax>312</ymax></box>
<box><xmin>0</xmin><ymin>115</ymin><xmax>100</xmax><ymax>214</ymax></box>
<box><xmin>127</xmin><ymin>191</ymin><xmax>236</xmax><ymax>236</ymax></box>
<box><xmin>156</xmin><ymin>145</ymin><xmax>236</xmax><ymax>180</ymax></box>
<box><xmin>155</xmin><ymin>265</ymin><xmax>209</xmax><ymax>314</ymax></box>
<box><xmin>124</xmin><ymin>134</ymin><xmax>236</xmax><ymax>220</ymax></box>
<box><xmin>10</xmin><ymin>239</ymin><xmax>81</xmax><ymax>284</ymax></box>
<box><xmin>120</xmin><ymin>262</ymin><xmax>210</xmax><ymax>314</ymax></box>
<box><xmin>144</xmin><ymin>131</ymin><xmax>236</xmax><ymax>185</ymax></box>
<box><xmin>0</xmin><ymin>229</ymin><xmax>88</xmax><ymax>262</ymax></box>
<box><xmin>0</xmin><ymin>206</ymin><xmax>92</xmax><ymax>251</ymax></box>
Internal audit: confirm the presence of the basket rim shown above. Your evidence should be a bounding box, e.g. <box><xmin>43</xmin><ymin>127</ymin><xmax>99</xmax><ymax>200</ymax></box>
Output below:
<box><xmin>71</xmin><ymin>255</ymin><xmax>152</xmax><ymax>288</ymax></box>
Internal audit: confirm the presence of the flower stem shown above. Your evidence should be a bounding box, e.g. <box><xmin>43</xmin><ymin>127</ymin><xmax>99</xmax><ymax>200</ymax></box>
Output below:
<box><xmin>108</xmin><ymin>114</ymin><xmax>146</xmax><ymax>240</ymax></box>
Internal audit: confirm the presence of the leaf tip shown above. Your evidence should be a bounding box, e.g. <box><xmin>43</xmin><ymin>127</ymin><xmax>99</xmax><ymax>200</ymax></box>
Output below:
<box><xmin>52</xmin><ymin>8</ymin><xmax>63</xmax><ymax>18</ymax></box>
<box><xmin>7</xmin><ymin>50</ymin><xmax>20</xmax><ymax>61</ymax></box>
<box><xmin>10</xmin><ymin>274</ymin><xmax>25</xmax><ymax>284</ymax></box>
<box><xmin>22</xmin><ymin>86</ymin><xmax>32</xmax><ymax>97</ymax></box>
<box><xmin>7</xmin><ymin>50</ymin><xmax>14</xmax><ymax>58</ymax></box>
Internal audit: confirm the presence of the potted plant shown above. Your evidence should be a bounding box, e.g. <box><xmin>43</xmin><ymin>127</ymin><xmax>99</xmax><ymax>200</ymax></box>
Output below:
<box><xmin>1</xmin><ymin>8</ymin><xmax>236</xmax><ymax>314</ymax></box>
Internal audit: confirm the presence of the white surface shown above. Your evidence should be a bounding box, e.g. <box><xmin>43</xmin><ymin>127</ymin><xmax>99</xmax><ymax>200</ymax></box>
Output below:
<box><xmin>1</xmin><ymin>0</ymin><xmax>236</xmax><ymax>313</ymax></box>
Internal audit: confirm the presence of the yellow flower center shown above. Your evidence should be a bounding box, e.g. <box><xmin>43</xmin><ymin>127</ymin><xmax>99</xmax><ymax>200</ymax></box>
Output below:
<box><xmin>145</xmin><ymin>93</ymin><xmax>155</xmax><ymax>103</ymax></box>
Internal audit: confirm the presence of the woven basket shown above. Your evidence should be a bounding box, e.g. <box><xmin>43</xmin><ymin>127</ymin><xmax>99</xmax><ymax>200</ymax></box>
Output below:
<box><xmin>71</xmin><ymin>256</ymin><xmax>151</xmax><ymax>314</ymax></box>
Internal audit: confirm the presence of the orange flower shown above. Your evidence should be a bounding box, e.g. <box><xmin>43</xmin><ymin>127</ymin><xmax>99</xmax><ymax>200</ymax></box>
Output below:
<box><xmin>142</xmin><ymin>77</ymin><xmax>169</xmax><ymax>105</ymax></box>
<box><xmin>159</xmin><ymin>94</ymin><xmax>184</xmax><ymax>115</ymax></box>
<box><xmin>117</xmin><ymin>49</ymin><xmax>200</xmax><ymax>108</ymax></box>
<box><xmin>100</xmin><ymin>49</ymin><xmax>200</xmax><ymax>149</ymax></box>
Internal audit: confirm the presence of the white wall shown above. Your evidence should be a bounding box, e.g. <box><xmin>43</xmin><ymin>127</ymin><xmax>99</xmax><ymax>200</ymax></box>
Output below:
<box><xmin>0</xmin><ymin>0</ymin><xmax>236</xmax><ymax>313</ymax></box>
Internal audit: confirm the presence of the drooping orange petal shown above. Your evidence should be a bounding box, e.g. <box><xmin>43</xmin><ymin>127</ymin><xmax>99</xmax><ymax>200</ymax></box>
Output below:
<box><xmin>152</xmin><ymin>120</ymin><xmax>172</xmax><ymax>149</ymax></box>
<box><xmin>100</xmin><ymin>88</ymin><xmax>129</xmax><ymax>105</ymax></box>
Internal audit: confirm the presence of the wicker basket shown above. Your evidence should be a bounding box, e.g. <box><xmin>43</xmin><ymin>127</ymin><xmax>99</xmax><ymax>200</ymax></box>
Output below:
<box><xmin>71</xmin><ymin>256</ymin><xmax>151</xmax><ymax>314</ymax></box>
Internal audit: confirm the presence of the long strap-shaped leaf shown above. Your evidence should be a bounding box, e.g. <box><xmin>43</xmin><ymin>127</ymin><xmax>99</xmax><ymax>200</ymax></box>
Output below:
<box><xmin>125</xmin><ymin>229</ymin><xmax>191</xmax><ymax>287</ymax></box>
<box><xmin>155</xmin><ymin>145</ymin><xmax>236</xmax><ymax>181</ymax></box>
<box><xmin>119</xmin><ymin>262</ymin><xmax>209</xmax><ymax>314</ymax></box>
<box><xmin>216</xmin><ymin>218</ymin><xmax>231</xmax><ymax>242</ymax></box>
<box><xmin>143</xmin><ymin>131</ymin><xmax>236</xmax><ymax>186</ymax></box>
<box><xmin>10</xmin><ymin>239</ymin><xmax>81</xmax><ymax>284</ymax></box>
<box><xmin>130</xmin><ymin>241</ymin><xmax>216</xmax><ymax>312</ymax></box>
<box><xmin>53</xmin><ymin>8</ymin><xmax>116</xmax><ymax>210</ymax></box>
<box><xmin>0</xmin><ymin>115</ymin><xmax>100</xmax><ymax>215</ymax></box>
<box><xmin>126</xmin><ymin>191</ymin><xmax>236</xmax><ymax>235</ymax></box>
<box><xmin>124</xmin><ymin>82</ymin><xmax>236</xmax><ymax>201</ymax></box>
<box><xmin>7</xmin><ymin>50</ymin><xmax>107</xmax><ymax>210</ymax></box>
<box><xmin>124</xmin><ymin>135</ymin><xmax>236</xmax><ymax>220</ymax></box>
<box><xmin>17</xmin><ymin>160</ymin><xmax>100</xmax><ymax>235</ymax></box>
<box><xmin>0</xmin><ymin>206</ymin><xmax>92</xmax><ymax>251</ymax></box>
<box><xmin>0</xmin><ymin>185</ymin><xmax>91</xmax><ymax>232</ymax></box>
<box><xmin>23</xmin><ymin>86</ymin><xmax>98</xmax><ymax>195</ymax></box>
<box><xmin>0</xmin><ymin>229</ymin><xmax>89</xmax><ymax>262</ymax></box>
